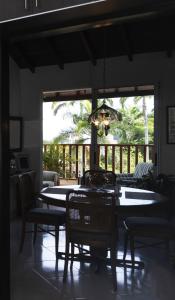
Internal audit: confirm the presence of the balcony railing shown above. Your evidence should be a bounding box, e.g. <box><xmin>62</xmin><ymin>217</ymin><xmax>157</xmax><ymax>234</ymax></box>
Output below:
<box><xmin>43</xmin><ymin>144</ymin><xmax>155</xmax><ymax>179</ymax></box>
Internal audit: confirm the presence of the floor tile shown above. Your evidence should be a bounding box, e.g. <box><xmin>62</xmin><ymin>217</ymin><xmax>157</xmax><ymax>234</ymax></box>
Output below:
<box><xmin>11</xmin><ymin>219</ymin><xmax>175</xmax><ymax>300</ymax></box>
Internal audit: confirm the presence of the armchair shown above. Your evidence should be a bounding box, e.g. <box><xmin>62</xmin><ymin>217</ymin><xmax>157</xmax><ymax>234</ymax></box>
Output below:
<box><xmin>43</xmin><ymin>170</ymin><xmax>60</xmax><ymax>188</ymax></box>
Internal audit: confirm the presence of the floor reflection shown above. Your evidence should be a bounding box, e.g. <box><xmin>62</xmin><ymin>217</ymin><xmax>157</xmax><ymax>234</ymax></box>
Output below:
<box><xmin>11</xmin><ymin>220</ymin><xmax>175</xmax><ymax>300</ymax></box>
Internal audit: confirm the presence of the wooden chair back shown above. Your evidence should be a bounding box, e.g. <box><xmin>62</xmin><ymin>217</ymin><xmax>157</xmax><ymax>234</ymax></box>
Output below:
<box><xmin>18</xmin><ymin>171</ymin><xmax>36</xmax><ymax>217</ymax></box>
<box><xmin>82</xmin><ymin>169</ymin><xmax>116</xmax><ymax>187</ymax></box>
<box><xmin>65</xmin><ymin>190</ymin><xmax>117</xmax><ymax>245</ymax></box>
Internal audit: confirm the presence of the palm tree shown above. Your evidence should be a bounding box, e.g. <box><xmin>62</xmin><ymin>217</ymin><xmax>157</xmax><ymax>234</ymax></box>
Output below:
<box><xmin>43</xmin><ymin>97</ymin><xmax>154</xmax><ymax>175</ymax></box>
<box><xmin>114</xmin><ymin>104</ymin><xmax>145</xmax><ymax>144</ymax></box>
<box><xmin>52</xmin><ymin>99</ymin><xmax>111</xmax><ymax>144</ymax></box>
<box><xmin>134</xmin><ymin>95</ymin><xmax>154</xmax><ymax>160</ymax></box>
<box><xmin>48</xmin><ymin>96</ymin><xmax>154</xmax><ymax>145</ymax></box>
<box><xmin>134</xmin><ymin>96</ymin><xmax>149</xmax><ymax>144</ymax></box>
<box><xmin>51</xmin><ymin>100</ymin><xmax>91</xmax><ymax>144</ymax></box>
<box><xmin>51</xmin><ymin>100</ymin><xmax>76</xmax><ymax>116</ymax></box>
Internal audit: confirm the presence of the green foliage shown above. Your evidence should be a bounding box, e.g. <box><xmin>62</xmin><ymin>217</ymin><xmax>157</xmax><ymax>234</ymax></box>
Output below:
<box><xmin>53</xmin><ymin>132</ymin><xmax>72</xmax><ymax>144</ymax></box>
<box><xmin>111</xmin><ymin>98</ymin><xmax>154</xmax><ymax>144</ymax></box>
<box><xmin>51</xmin><ymin>101</ymin><xmax>75</xmax><ymax>116</ymax></box>
<box><xmin>50</xmin><ymin>97</ymin><xmax>154</xmax><ymax>144</ymax></box>
<box><xmin>43</xmin><ymin>145</ymin><xmax>73</xmax><ymax>178</ymax></box>
<box><xmin>43</xmin><ymin>96</ymin><xmax>154</xmax><ymax>177</ymax></box>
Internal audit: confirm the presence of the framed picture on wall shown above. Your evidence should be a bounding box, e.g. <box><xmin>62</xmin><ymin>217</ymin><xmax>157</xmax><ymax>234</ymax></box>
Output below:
<box><xmin>167</xmin><ymin>106</ymin><xmax>175</xmax><ymax>144</ymax></box>
<box><xmin>10</xmin><ymin>116</ymin><xmax>23</xmax><ymax>151</ymax></box>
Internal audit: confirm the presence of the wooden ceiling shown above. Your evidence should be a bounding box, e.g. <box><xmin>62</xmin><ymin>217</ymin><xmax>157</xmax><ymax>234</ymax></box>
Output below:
<box><xmin>3</xmin><ymin>0</ymin><xmax>175</xmax><ymax>72</ymax></box>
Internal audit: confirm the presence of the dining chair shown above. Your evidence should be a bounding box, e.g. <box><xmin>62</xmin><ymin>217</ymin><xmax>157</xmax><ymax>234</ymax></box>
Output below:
<box><xmin>81</xmin><ymin>169</ymin><xmax>117</xmax><ymax>187</ymax></box>
<box><xmin>18</xmin><ymin>171</ymin><xmax>66</xmax><ymax>257</ymax></box>
<box><xmin>123</xmin><ymin>216</ymin><xmax>175</xmax><ymax>264</ymax></box>
<box><xmin>63</xmin><ymin>190</ymin><xmax>118</xmax><ymax>291</ymax></box>
<box><xmin>123</xmin><ymin>184</ymin><xmax>175</xmax><ymax>264</ymax></box>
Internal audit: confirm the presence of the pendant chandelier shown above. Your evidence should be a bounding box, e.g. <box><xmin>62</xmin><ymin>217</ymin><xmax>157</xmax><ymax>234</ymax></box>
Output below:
<box><xmin>88</xmin><ymin>100</ymin><xmax>122</xmax><ymax>136</ymax></box>
<box><xmin>88</xmin><ymin>28</ymin><xmax>122</xmax><ymax>136</ymax></box>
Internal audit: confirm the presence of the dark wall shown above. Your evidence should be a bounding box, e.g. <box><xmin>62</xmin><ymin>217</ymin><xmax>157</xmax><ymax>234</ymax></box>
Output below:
<box><xmin>0</xmin><ymin>37</ymin><xmax>10</xmax><ymax>300</ymax></box>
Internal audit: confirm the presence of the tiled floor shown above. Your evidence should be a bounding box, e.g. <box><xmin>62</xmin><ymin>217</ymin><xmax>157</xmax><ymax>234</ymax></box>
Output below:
<box><xmin>11</xmin><ymin>219</ymin><xmax>175</xmax><ymax>300</ymax></box>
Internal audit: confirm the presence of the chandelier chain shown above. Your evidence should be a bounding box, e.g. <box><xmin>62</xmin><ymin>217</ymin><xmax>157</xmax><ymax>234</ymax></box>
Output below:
<box><xmin>88</xmin><ymin>27</ymin><xmax>122</xmax><ymax>136</ymax></box>
<box><xmin>103</xmin><ymin>28</ymin><xmax>106</xmax><ymax>98</ymax></box>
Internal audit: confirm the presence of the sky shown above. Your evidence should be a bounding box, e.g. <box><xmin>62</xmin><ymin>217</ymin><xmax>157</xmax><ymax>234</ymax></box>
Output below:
<box><xmin>43</xmin><ymin>96</ymin><xmax>154</xmax><ymax>142</ymax></box>
<box><xmin>43</xmin><ymin>101</ymin><xmax>83</xmax><ymax>142</ymax></box>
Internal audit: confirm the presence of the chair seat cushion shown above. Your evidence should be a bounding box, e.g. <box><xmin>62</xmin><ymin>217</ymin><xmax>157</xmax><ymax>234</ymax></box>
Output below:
<box><xmin>26</xmin><ymin>208</ymin><xmax>66</xmax><ymax>225</ymax></box>
<box><xmin>124</xmin><ymin>217</ymin><xmax>173</xmax><ymax>230</ymax></box>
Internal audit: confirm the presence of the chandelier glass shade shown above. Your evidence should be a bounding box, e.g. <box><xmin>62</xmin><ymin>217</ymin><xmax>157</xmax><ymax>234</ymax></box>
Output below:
<box><xmin>88</xmin><ymin>100</ymin><xmax>122</xmax><ymax>136</ymax></box>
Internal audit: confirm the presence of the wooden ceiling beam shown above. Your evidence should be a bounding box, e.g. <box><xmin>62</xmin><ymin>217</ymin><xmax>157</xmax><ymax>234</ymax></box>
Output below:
<box><xmin>80</xmin><ymin>31</ymin><xmax>96</xmax><ymax>66</ymax></box>
<box><xmin>46</xmin><ymin>38</ymin><xmax>64</xmax><ymax>69</ymax></box>
<box><xmin>9</xmin><ymin>10</ymin><xmax>158</xmax><ymax>44</ymax></box>
<box><xmin>6</xmin><ymin>0</ymin><xmax>175</xmax><ymax>45</ymax></box>
<box><xmin>163</xmin><ymin>19</ymin><xmax>174</xmax><ymax>58</ymax></box>
<box><xmin>8</xmin><ymin>48</ymin><xmax>21</xmax><ymax>70</ymax></box>
<box><xmin>9</xmin><ymin>43</ymin><xmax>35</xmax><ymax>73</ymax></box>
<box><xmin>119</xmin><ymin>24</ymin><xmax>133</xmax><ymax>61</ymax></box>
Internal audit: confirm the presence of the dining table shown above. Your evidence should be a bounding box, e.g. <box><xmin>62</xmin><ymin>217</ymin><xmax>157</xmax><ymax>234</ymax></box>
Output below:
<box><xmin>40</xmin><ymin>184</ymin><xmax>166</xmax><ymax>212</ymax></box>
<box><xmin>39</xmin><ymin>184</ymin><xmax>167</xmax><ymax>269</ymax></box>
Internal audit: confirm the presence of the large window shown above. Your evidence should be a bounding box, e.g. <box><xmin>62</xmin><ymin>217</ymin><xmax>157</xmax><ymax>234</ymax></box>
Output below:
<box><xmin>96</xmin><ymin>95</ymin><xmax>154</xmax><ymax>173</ymax></box>
<box><xmin>43</xmin><ymin>95</ymin><xmax>92</xmax><ymax>178</ymax></box>
<box><xmin>42</xmin><ymin>86</ymin><xmax>155</xmax><ymax>177</ymax></box>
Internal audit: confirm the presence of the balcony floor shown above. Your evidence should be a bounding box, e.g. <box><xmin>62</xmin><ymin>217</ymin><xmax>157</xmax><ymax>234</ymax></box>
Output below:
<box><xmin>11</xmin><ymin>219</ymin><xmax>175</xmax><ymax>300</ymax></box>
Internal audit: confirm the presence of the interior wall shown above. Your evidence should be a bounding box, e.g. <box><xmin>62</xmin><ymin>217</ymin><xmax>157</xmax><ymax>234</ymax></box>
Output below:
<box><xmin>14</xmin><ymin>52</ymin><xmax>175</xmax><ymax>187</ymax></box>
<box><xmin>10</xmin><ymin>58</ymin><xmax>21</xmax><ymax>116</ymax></box>
<box><xmin>9</xmin><ymin>58</ymin><xmax>41</xmax><ymax>189</ymax></box>
<box><xmin>0</xmin><ymin>38</ymin><xmax>11</xmax><ymax>300</ymax></box>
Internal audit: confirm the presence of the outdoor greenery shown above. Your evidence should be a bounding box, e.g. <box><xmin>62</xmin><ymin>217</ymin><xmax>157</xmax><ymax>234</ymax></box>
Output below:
<box><xmin>43</xmin><ymin>144</ymin><xmax>66</xmax><ymax>177</ymax></box>
<box><xmin>110</xmin><ymin>97</ymin><xmax>154</xmax><ymax>144</ymax></box>
<box><xmin>52</xmin><ymin>100</ymin><xmax>92</xmax><ymax>144</ymax></box>
<box><xmin>49</xmin><ymin>96</ymin><xmax>154</xmax><ymax>144</ymax></box>
<box><xmin>43</xmin><ymin>96</ymin><xmax>154</xmax><ymax>177</ymax></box>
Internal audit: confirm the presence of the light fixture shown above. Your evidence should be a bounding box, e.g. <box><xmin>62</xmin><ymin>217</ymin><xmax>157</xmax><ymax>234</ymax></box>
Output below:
<box><xmin>88</xmin><ymin>100</ymin><xmax>122</xmax><ymax>136</ymax></box>
<box><xmin>88</xmin><ymin>29</ymin><xmax>122</xmax><ymax>136</ymax></box>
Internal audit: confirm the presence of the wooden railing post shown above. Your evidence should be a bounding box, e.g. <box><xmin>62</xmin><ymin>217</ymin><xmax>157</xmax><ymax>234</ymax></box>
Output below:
<box><xmin>75</xmin><ymin>145</ymin><xmax>78</xmax><ymax>178</ymax></box>
<box><xmin>105</xmin><ymin>145</ymin><xmax>107</xmax><ymax>170</ymax></box>
<box><xmin>135</xmin><ymin>145</ymin><xmax>138</xmax><ymax>166</ymax></box>
<box><xmin>112</xmin><ymin>146</ymin><xmax>115</xmax><ymax>173</ymax></box>
<box><xmin>127</xmin><ymin>145</ymin><xmax>130</xmax><ymax>173</ymax></box>
<box><xmin>120</xmin><ymin>146</ymin><xmax>123</xmax><ymax>173</ymax></box>
<box><xmin>63</xmin><ymin>145</ymin><xmax>65</xmax><ymax>177</ymax></box>
<box><xmin>69</xmin><ymin>145</ymin><xmax>72</xmax><ymax>177</ymax></box>
<box><xmin>82</xmin><ymin>145</ymin><xmax>85</xmax><ymax>175</ymax></box>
